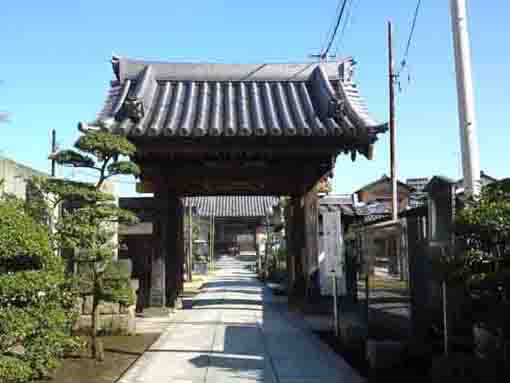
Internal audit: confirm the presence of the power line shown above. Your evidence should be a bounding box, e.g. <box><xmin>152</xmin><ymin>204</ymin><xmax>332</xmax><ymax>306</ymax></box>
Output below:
<box><xmin>333</xmin><ymin>0</ymin><xmax>358</xmax><ymax>56</ymax></box>
<box><xmin>337</xmin><ymin>0</ymin><xmax>354</xmax><ymax>51</ymax></box>
<box><xmin>321</xmin><ymin>0</ymin><xmax>350</xmax><ymax>59</ymax></box>
<box><xmin>320</xmin><ymin>0</ymin><xmax>344</xmax><ymax>53</ymax></box>
<box><xmin>398</xmin><ymin>0</ymin><xmax>423</xmax><ymax>76</ymax></box>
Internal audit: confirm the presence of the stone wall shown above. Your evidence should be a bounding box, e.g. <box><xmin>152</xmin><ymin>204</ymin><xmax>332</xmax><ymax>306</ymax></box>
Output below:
<box><xmin>73</xmin><ymin>279</ymin><xmax>138</xmax><ymax>335</ymax></box>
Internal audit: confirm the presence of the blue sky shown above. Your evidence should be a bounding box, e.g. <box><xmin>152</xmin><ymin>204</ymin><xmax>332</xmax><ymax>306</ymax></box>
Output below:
<box><xmin>1</xmin><ymin>1</ymin><xmax>508</xmax><ymax>196</ymax></box>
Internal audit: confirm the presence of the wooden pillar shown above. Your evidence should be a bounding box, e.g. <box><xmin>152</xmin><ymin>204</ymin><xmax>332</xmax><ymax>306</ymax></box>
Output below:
<box><xmin>289</xmin><ymin>196</ymin><xmax>305</xmax><ymax>297</ymax></box>
<box><xmin>284</xmin><ymin>201</ymin><xmax>296</xmax><ymax>295</ymax></box>
<box><xmin>175</xmin><ymin>201</ymin><xmax>185</xmax><ymax>295</ymax></box>
<box><xmin>303</xmin><ymin>190</ymin><xmax>319</xmax><ymax>300</ymax></box>
<box><xmin>187</xmin><ymin>206</ymin><xmax>193</xmax><ymax>282</ymax></box>
<box><xmin>151</xmin><ymin>189</ymin><xmax>167</xmax><ymax>307</ymax></box>
<box><xmin>286</xmin><ymin>190</ymin><xmax>318</xmax><ymax>301</ymax></box>
<box><xmin>151</xmin><ymin>187</ymin><xmax>183</xmax><ymax>307</ymax></box>
<box><xmin>304</xmin><ymin>191</ymin><xmax>319</xmax><ymax>277</ymax></box>
<box><xmin>165</xmin><ymin>195</ymin><xmax>183</xmax><ymax>307</ymax></box>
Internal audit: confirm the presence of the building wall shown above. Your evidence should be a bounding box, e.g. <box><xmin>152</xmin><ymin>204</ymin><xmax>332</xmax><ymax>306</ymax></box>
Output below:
<box><xmin>0</xmin><ymin>155</ymin><xmax>47</xmax><ymax>199</ymax></box>
<box><xmin>214</xmin><ymin>217</ymin><xmax>259</xmax><ymax>254</ymax></box>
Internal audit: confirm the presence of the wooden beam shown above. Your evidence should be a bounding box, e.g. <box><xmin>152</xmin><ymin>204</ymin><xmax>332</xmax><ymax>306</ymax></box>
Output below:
<box><xmin>144</xmin><ymin>176</ymin><xmax>316</xmax><ymax>196</ymax></box>
<box><xmin>130</xmin><ymin>135</ymin><xmax>364</xmax><ymax>151</ymax></box>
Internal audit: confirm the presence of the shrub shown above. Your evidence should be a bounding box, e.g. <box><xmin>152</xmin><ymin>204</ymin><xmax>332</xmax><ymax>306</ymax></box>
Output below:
<box><xmin>0</xmin><ymin>198</ymin><xmax>80</xmax><ymax>382</ymax></box>
<box><xmin>0</xmin><ymin>356</ymin><xmax>32</xmax><ymax>383</ymax></box>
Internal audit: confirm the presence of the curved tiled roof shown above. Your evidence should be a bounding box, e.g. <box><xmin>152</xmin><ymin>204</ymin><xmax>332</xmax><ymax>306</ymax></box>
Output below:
<box><xmin>79</xmin><ymin>56</ymin><xmax>387</xmax><ymax>157</ymax></box>
<box><xmin>183</xmin><ymin>195</ymin><xmax>279</xmax><ymax>218</ymax></box>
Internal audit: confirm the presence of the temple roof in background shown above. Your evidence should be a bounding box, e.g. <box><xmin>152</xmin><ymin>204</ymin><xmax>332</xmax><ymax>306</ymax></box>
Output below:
<box><xmin>183</xmin><ymin>195</ymin><xmax>279</xmax><ymax>218</ymax></box>
<box><xmin>120</xmin><ymin>195</ymin><xmax>279</xmax><ymax>219</ymax></box>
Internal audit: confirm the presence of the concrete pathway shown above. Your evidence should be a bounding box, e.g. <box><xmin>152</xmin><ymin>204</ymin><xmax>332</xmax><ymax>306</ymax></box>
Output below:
<box><xmin>119</xmin><ymin>256</ymin><xmax>364</xmax><ymax>383</ymax></box>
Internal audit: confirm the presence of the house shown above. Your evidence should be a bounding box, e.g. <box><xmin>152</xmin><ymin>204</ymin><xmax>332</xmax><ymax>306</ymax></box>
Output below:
<box><xmin>347</xmin><ymin>172</ymin><xmax>500</xmax><ymax>340</ymax></box>
<box><xmin>351</xmin><ymin>176</ymin><xmax>415</xmax><ymax>282</ymax></box>
<box><xmin>355</xmin><ymin>175</ymin><xmax>415</xmax><ymax>216</ymax></box>
<box><xmin>0</xmin><ymin>155</ymin><xmax>47</xmax><ymax>199</ymax></box>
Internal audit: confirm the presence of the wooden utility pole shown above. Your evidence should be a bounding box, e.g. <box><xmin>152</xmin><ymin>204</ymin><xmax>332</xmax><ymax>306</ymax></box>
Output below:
<box><xmin>450</xmin><ymin>0</ymin><xmax>480</xmax><ymax>196</ymax></box>
<box><xmin>49</xmin><ymin>129</ymin><xmax>58</xmax><ymax>240</ymax></box>
<box><xmin>388</xmin><ymin>21</ymin><xmax>398</xmax><ymax>221</ymax></box>
<box><xmin>51</xmin><ymin>129</ymin><xmax>57</xmax><ymax>177</ymax></box>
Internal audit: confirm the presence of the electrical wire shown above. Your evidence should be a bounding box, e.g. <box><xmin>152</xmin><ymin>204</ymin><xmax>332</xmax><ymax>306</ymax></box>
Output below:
<box><xmin>333</xmin><ymin>0</ymin><xmax>358</xmax><ymax>56</ymax></box>
<box><xmin>320</xmin><ymin>0</ymin><xmax>344</xmax><ymax>54</ymax></box>
<box><xmin>321</xmin><ymin>0</ymin><xmax>350</xmax><ymax>59</ymax></box>
<box><xmin>397</xmin><ymin>0</ymin><xmax>423</xmax><ymax>76</ymax></box>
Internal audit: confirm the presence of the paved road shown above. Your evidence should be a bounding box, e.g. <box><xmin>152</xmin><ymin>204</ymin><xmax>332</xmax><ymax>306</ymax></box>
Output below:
<box><xmin>119</xmin><ymin>256</ymin><xmax>364</xmax><ymax>383</ymax></box>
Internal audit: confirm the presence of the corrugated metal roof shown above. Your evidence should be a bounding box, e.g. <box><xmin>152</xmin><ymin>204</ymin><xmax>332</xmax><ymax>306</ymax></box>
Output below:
<box><xmin>79</xmin><ymin>57</ymin><xmax>387</xmax><ymax>157</ymax></box>
<box><xmin>183</xmin><ymin>196</ymin><xmax>278</xmax><ymax>217</ymax></box>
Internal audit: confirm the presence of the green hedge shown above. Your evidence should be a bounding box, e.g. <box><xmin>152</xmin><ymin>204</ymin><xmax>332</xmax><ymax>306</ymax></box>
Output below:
<box><xmin>0</xmin><ymin>199</ymin><xmax>80</xmax><ymax>382</ymax></box>
<box><xmin>0</xmin><ymin>356</ymin><xmax>32</xmax><ymax>383</ymax></box>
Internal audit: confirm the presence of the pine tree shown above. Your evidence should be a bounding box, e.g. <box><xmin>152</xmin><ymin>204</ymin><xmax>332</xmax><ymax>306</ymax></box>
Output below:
<box><xmin>32</xmin><ymin>131</ymin><xmax>140</xmax><ymax>360</ymax></box>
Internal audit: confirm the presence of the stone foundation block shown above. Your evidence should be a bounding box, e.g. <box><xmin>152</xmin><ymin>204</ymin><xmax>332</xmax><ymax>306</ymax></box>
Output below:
<box><xmin>72</xmin><ymin>305</ymin><xmax>136</xmax><ymax>335</ymax></box>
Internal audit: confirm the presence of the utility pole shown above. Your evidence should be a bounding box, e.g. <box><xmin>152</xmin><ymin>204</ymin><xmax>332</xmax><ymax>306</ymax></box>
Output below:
<box><xmin>49</xmin><ymin>129</ymin><xmax>58</xmax><ymax>240</ymax></box>
<box><xmin>450</xmin><ymin>0</ymin><xmax>481</xmax><ymax>196</ymax></box>
<box><xmin>51</xmin><ymin>129</ymin><xmax>57</xmax><ymax>177</ymax></box>
<box><xmin>388</xmin><ymin>21</ymin><xmax>398</xmax><ymax>221</ymax></box>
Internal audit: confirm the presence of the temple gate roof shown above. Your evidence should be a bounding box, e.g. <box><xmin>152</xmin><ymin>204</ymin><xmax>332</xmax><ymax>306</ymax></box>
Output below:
<box><xmin>79</xmin><ymin>56</ymin><xmax>387</xmax><ymax>158</ymax></box>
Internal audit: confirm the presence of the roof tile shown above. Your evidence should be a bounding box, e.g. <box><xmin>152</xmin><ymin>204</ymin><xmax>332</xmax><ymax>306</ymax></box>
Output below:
<box><xmin>83</xmin><ymin>57</ymin><xmax>387</xmax><ymax>157</ymax></box>
<box><xmin>183</xmin><ymin>196</ymin><xmax>278</xmax><ymax>217</ymax></box>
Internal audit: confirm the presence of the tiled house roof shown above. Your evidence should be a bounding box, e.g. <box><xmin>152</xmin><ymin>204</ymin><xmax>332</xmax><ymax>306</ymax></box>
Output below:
<box><xmin>78</xmin><ymin>56</ymin><xmax>387</xmax><ymax>158</ymax></box>
<box><xmin>183</xmin><ymin>196</ymin><xmax>279</xmax><ymax>218</ymax></box>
